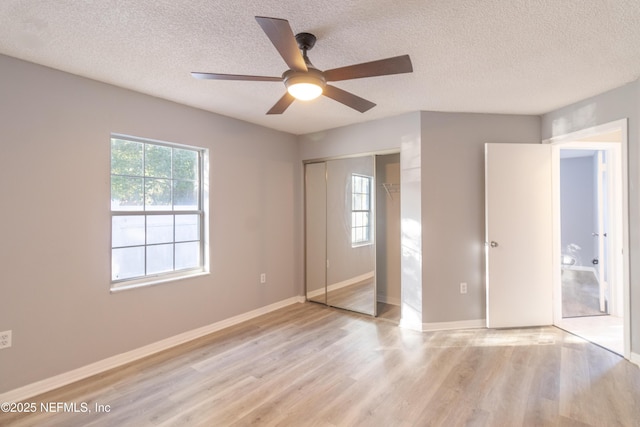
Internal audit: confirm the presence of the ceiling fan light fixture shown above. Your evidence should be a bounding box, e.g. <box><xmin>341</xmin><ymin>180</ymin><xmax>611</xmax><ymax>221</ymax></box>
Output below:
<box><xmin>287</xmin><ymin>82</ymin><xmax>323</xmax><ymax>100</ymax></box>
<box><xmin>283</xmin><ymin>69</ymin><xmax>326</xmax><ymax>101</ymax></box>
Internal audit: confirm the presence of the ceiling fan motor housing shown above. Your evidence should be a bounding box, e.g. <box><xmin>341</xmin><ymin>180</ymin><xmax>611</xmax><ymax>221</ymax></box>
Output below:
<box><xmin>283</xmin><ymin>67</ymin><xmax>327</xmax><ymax>92</ymax></box>
<box><xmin>295</xmin><ymin>32</ymin><xmax>317</xmax><ymax>51</ymax></box>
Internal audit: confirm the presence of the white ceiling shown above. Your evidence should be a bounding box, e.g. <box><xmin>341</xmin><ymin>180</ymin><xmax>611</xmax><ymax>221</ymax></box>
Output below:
<box><xmin>1</xmin><ymin>1</ymin><xmax>639</xmax><ymax>135</ymax></box>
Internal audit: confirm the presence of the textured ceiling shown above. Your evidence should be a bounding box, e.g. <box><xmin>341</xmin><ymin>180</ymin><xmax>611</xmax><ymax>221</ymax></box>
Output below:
<box><xmin>1</xmin><ymin>1</ymin><xmax>639</xmax><ymax>135</ymax></box>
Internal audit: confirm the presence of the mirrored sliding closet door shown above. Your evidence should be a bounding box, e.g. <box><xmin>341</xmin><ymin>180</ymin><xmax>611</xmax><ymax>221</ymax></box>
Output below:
<box><xmin>304</xmin><ymin>156</ymin><xmax>376</xmax><ymax>316</ymax></box>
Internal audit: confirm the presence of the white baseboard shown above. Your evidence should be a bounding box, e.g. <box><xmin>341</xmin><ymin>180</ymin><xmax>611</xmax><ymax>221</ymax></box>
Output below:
<box><xmin>631</xmin><ymin>352</ymin><xmax>640</xmax><ymax>368</ymax></box>
<box><xmin>306</xmin><ymin>271</ymin><xmax>375</xmax><ymax>299</ymax></box>
<box><xmin>399</xmin><ymin>317</ymin><xmax>423</xmax><ymax>332</ymax></box>
<box><xmin>421</xmin><ymin>319</ymin><xmax>486</xmax><ymax>332</ymax></box>
<box><xmin>400</xmin><ymin>317</ymin><xmax>487</xmax><ymax>333</ymax></box>
<box><xmin>0</xmin><ymin>295</ymin><xmax>305</xmax><ymax>404</ymax></box>
<box><xmin>562</xmin><ymin>265</ymin><xmax>596</xmax><ymax>273</ymax></box>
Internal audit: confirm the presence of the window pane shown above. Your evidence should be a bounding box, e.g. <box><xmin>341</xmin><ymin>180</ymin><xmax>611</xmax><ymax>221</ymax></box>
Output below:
<box><xmin>145</xmin><ymin>144</ymin><xmax>172</xmax><ymax>178</ymax></box>
<box><xmin>355</xmin><ymin>228</ymin><xmax>363</xmax><ymax>243</ymax></box>
<box><xmin>145</xmin><ymin>178</ymin><xmax>172</xmax><ymax>210</ymax></box>
<box><xmin>147</xmin><ymin>244</ymin><xmax>173</xmax><ymax>274</ymax></box>
<box><xmin>176</xmin><ymin>242</ymin><xmax>199</xmax><ymax>269</ymax></box>
<box><xmin>174</xmin><ymin>180</ymin><xmax>198</xmax><ymax>210</ymax></box>
<box><xmin>111</xmin><ymin>139</ymin><xmax>143</xmax><ymax>176</ymax></box>
<box><xmin>362</xmin><ymin>177</ymin><xmax>370</xmax><ymax>193</ymax></box>
<box><xmin>112</xmin><ymin>247</ymin><xmax>145</xmax><ymax>280</ymax></box>
<box><xmin>174</xmin><ymin>148</ymin><xmax>198</xmax><ymax>180</ymax></box>
<box><xmin>112</xmin><ymin>216</ymin><xmax>145</xmax><ymax>247</ymax></box>
<box><xmin>147</xmin><ymin>215</ymin><xmax>173</xmax><ymax>244</ymax></box>
<box><xmin>176</xmin><ymin>215</ymin><xmax>199</xmax><ymax>242</ymax></box>
<box><xmin>111</xmin><ymin>176</ymin><xmax>144</xmax><ymax>211</ymax></box>
<box><xmin>359</xmin><ymin>194</ymin><xmax>367</xmax><ymax>210</ymax></box>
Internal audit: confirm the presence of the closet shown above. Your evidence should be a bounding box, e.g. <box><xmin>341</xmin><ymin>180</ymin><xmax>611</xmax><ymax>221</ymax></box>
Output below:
<box><xmin>304</xmin><ymin>153</ymin><xmax>400</xmax><ymax>317</ymax></box>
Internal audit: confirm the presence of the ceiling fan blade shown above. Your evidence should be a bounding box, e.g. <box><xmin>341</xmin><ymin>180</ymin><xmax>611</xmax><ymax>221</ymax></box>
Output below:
<box><xmin>323</xmin><ymin>85</ymin><xmax>376</xmax><ymax>113</ymax></box>
<box><xmin>191</xmin><ymin>72</ymin><xmax>282</xmax><ymax>82</ymax></box>
<box><xmin>267</xmin><ymin>92</ymin><xmax>295</xmax><ymax>115</ymax></box>
<box><xmin>324</xmin><ymin>54</ymin><xmax>413</xmax><ymax>82</ymax></box>
<box><xmin>255</xmin><ymin>16</ymin><xmax>307</xmax><ymax>72</ymax></box>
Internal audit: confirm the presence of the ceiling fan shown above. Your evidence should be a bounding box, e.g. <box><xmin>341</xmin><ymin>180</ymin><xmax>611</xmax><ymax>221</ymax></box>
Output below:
<box><xmin>191</xmin><ymin>16</ymin><xmax>413</xmax><ymax>115</ymax></box>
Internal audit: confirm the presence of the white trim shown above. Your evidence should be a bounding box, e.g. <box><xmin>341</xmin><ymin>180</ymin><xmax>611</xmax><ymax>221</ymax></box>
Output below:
<box><xmin>542</xmin><ymin>119</ymin><xmax>628</xmax><ymax>145</ymax></box>
<box><xmin>630</xmin><ymin>352</ymin><xmax>640</xmax><ymax>368</ymax></box>
<box><xmin>0</xmin><ymin>296</ymin><xmax>305</xmax><ymax>404</ymax></box>
<box><xmin>306</xmin><ymin>271</ymin><xmax>375</xmax><ymax>299</ymax></box>
<box><xmin>399</xmin><ymin>317</ymin><xmax>423</xmax><ymax>331</ymax></box>
<box><xmin>548</xmin><ymin>118</ymin><xmax>631</xmax><ymax>359</ymax></box>
<box><xmin>561</xmin><ymin>265</ymin><xmax>596</xmax><ymax>272</ymax></box>
<box><xmin>422</xmin><ymin>319</ymin><xmax>486</xmax><ymax>332</ymax></box>
<box><xmin>110</xmin><ymin>271</ymin><xmax>210</xmax><ymax>293</ymax></box>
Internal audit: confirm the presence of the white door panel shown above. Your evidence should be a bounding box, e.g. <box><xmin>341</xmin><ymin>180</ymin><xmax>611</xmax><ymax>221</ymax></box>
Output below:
<box><xmin>485</xmin><ymin>143</ymin><xmax>553</xmax><ymax>328</ymax></box>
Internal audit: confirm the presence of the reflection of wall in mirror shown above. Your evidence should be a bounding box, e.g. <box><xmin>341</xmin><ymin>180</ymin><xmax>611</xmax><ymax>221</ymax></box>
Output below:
<box><xmin>326</xmin><ymin>157</ymin><xmax>375</xmax><ymax>286</ymax></box>
<box><xmin>305</xmin><ymin>162</ymin><xmax>328</xmax><ymax>297</ymax></box>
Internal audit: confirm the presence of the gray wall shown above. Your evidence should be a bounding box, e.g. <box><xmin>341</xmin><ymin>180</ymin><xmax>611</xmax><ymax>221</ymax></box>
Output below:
<box><xmin>0</xmin><ymin>54</ymin><xmax>302</xmax><ymax>393</ymax></box>
<box><xmin>541</xmin><ymin>80</ymin><xmax>640</xmax><ymax>353</ymax></box>
<box><xmin>560</xmin><ymin>155</ymin><xmax>597</xmax><ymax>266</ymax></box>
<box><xmin>420</xmin><ymin>112</ymin><xmax>541</xmax><ymax>323</ymax></box>
<box><xmin>298</xmin><ymin>113</ymin><xmax>420</xmax><ymax>160</ymax></box>
<box><xmin>299</xmin><ymin>112</ymin><xmax>542</xmax><ymax>325</ymax></box>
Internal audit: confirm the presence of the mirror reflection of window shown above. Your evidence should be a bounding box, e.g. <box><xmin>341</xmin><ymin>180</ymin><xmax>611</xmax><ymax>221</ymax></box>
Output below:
<box><xmin>351</xmin><ymin>174</ymin><xmax>372</xmax><ymax>246</ymax></box>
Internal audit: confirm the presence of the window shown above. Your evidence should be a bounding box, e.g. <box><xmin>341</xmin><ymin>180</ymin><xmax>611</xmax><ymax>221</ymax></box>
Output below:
<box><xmin>351</xmin><ymin>174</ymin><xmax>372</xmax><ymax>245</ymax></box>
<box><xmin>110</xmin><ymin>135</ymin><xmax>207</xmax><ymax>288</ymax></box>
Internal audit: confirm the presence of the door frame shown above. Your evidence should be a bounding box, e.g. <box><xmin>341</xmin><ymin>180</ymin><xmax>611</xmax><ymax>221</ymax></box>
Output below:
<box><xmin>544</xmin><ymin>119</ymin><xmax>630</xmax><ymax>359</ymax></box>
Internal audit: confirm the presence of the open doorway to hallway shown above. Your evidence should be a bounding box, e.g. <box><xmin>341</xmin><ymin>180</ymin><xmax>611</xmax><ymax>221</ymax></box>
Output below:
<box><xmin>550</xmin><ymin>120</ymin><xmax>629</xmax><ymax>357</ymax></box>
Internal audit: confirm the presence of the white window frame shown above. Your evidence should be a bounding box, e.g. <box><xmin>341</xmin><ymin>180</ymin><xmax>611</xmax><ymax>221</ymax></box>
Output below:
<box><xmin>351</xmin><ymin>173</ymin><xmax>372</xmax><ymax>246</ymax></box>
<box><xmin>110</xmin><ymin>134</ymin><xmax>209</xmax><ymax>291</ymax></box>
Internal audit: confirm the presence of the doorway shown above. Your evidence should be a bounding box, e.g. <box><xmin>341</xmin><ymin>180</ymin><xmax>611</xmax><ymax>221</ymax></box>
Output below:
<box><xmin>375</xmin><ymin>153</ymin><xmax>401</xmax><ymax>322</ymax></box>
<box><xmin>549</xmin><ymin>120</ymin><xmax>629</xmax><ymax>356</ymax></box>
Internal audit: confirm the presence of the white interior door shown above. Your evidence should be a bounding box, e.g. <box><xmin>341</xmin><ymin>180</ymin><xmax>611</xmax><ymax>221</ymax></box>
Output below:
<box><xmin>485</xmin><ymin>143</ymin><xmax>553</xmax><ymax>328</ymax></box>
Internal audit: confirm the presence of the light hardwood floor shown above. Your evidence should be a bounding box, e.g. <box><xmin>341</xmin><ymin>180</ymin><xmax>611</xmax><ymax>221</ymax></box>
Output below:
<box><xmin>556</xmin><ymin>315</ymin><xmax>624</xmax><ymax>355</ymax></box>
<box><xmin>3</xmin><ymin>302</ymin><xmax>640</xmax><ymax>426</ymax></box>
<box><xmin>326</xmin><ymin>279</ymin><xmax>376</xmax><ymax>315</ymax></box>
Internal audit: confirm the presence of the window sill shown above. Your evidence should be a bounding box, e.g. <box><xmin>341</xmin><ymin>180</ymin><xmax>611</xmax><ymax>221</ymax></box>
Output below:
<box><xmin>351</xmin><ymin>241</ymin><xmax>374</xmax><ymax>248</ymax></box>
<box><xmin>110</xmin><ymin>270</ymin><xmax>209</xmax><ymax>293</ymax></box>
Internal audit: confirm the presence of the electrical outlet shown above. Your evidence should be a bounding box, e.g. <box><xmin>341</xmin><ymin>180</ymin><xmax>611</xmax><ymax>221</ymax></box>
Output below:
<box><xmin>0</xmin><ymin>330</ymin><xmax>12</xmax><ymax>349</ymax></box>
<box><xmin>460</xmin><ymin>282</ymin><xmax>468</xmax><ymax>294</ymax></box>
<box><xmin>260</xmin><ymin>273</ymin><xmax>266</xmax><ymax>284</ymax></box>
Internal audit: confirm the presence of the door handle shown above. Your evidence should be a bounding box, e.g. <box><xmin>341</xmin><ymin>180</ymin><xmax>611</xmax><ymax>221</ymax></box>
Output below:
<box><xmin>490</xmin><ymin>241</ymin><xmax>499</xmax><ymax>248</ymax></box>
